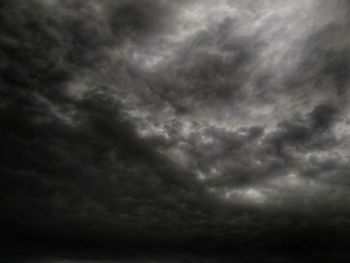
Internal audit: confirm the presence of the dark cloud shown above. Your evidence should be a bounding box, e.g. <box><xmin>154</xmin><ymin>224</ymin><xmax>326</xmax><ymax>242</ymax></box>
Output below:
<box><xmin>266</xmin><ymin>104</ymin><xmax>339</xmax><ymax>153</ymax></box>
<box><xmin>0</xmin><ymin>0</ymin><xmax>215</xmax><ymax>241</ymax></box>
<box><xmin>152</xmin><ymin>17</ymin><xmax>260</xmax><ymax>112</ymax></box>
<box><xmin>2</xmin><ymin>0</ymin><xmax>350</xmax><ymax>261</ymax></box>
<box><xmin>107</xmin><ymin>0</ymin><xmax>175</xmax><ymax>41</ymax></box>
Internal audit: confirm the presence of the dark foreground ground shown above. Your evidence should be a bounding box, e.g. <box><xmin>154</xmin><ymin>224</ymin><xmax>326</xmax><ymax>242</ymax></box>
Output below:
<box><xmin>3</xmin><ymin>229</ymin><xmax>350</xmax><ymax>263</ymax></box>
<box><xmin>3</xmin><ymin>245</ymin><xmax>350</xmax><ymax>263</ymax></box>
<box><xmin>3</xmin><ymin>253</ymin><xmax>350</xmax><ymax>263</ymax></box>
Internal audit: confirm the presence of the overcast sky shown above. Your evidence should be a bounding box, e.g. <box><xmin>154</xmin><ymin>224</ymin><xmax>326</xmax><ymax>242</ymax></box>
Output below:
<box><xmin>1</xmin><ymin>0</ymin><xmax>350</xmax><ymax>261</ymax></box>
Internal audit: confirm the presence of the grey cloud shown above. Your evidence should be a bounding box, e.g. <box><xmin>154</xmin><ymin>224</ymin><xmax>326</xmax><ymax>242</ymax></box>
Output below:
<box><xmin>2</xmin><ymin>0</ymin><xmax>350</xmax><ymax>258</ymax></box>
<box><xmin>266</xmin><ymin>104</ymin><xmax>339</xmax><ymax>153</ymax></box>
<box><xmin>107</xmin><ymin>0</ymin><xmax>176</xmax><ymax>41</ymax></box>
<box><xmin>0</xmin><ymin>0</ymin><xmax>222</xmax><ymax>242</ymax></box>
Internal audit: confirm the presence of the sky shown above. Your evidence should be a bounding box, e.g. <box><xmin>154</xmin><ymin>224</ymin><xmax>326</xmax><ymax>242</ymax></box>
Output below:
<box><xmin>1</xmin><ymin>0</ymin><xmax>350</xmax><ymax>261</ymax></box>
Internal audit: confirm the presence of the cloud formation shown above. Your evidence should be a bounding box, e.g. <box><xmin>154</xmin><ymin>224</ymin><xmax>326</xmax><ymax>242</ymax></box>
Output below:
<box><xmin>1</xmin><ymin>0</ymin><xmax>350</xmax><ymax>258</ymax></box>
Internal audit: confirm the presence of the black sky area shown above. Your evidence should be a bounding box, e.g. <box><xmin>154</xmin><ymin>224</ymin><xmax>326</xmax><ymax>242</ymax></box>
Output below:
<box><xmin>1</xmin><ymin>0</ymin><xmax>350</xmax><ymax>262</ymax></box>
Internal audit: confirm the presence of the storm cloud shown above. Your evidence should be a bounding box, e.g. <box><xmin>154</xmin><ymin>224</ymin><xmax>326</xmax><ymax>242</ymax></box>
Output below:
<box><xmin>1</xmin><ymin>0</ymin><xmax>350</xmax><ymax>261</ymax></box>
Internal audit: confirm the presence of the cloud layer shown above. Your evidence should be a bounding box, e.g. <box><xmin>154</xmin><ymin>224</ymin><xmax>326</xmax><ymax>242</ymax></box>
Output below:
<box><xmin>1</xmin><ymin>0</ymin><xmax>350</xmax><ymax>257</ymax></box>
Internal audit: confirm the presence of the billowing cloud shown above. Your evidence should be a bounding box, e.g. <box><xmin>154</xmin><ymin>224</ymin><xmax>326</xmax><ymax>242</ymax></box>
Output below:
<box><xmin>1</xmin><ymin>0</ymin><xmax>350</xmax><ymax>260</ymax></box>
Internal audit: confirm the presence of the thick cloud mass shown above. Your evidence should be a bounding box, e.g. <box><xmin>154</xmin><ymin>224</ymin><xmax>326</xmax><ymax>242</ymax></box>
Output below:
<box><xmin>1</xmin><ymin>0</ymin><xmax>350</xmax><ymax>260</ymax></box>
